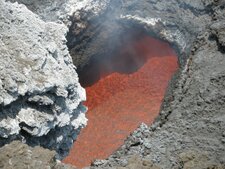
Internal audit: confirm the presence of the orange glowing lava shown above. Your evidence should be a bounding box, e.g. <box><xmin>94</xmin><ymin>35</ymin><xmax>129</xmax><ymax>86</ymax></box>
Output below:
<box><xmin>63</xmin><ymin>35</ymin><xmax>178</xmax><ymax>168</ymax></box>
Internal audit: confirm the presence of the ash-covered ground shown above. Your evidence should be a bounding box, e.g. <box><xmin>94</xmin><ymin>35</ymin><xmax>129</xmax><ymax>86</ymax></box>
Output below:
<box><xmin>0</xmin><ymin>0</ymin><xmax>225</xmax><ymax>169</ymax></box>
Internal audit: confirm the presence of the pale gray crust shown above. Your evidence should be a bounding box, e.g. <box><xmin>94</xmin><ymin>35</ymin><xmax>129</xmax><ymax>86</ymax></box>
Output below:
<box><xmin>0</xmin><ymin>141</ymin><xmax>76</xmax><ymax>169</ymax></box>
<box><xmin>0</xmin><ymin>0</ymin><xmax>87</xmax><ymax>159</ymax></box>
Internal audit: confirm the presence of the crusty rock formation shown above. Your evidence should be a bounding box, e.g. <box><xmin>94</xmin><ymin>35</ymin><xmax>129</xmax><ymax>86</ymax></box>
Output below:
<box><xmin>0</xmin><ymin>0</ymin><xmax>87</xmax><ymax>158</ymax></box>
<box><xmin>0</xmin><ymin>141</ymin><xmax>76</xmax><ymax>169</ymax></box>
<box><xmin>8</xmin><ymin>0</ymin><xmax>111</xmax><ymax>69</ymax></box>
<box><xmin>8</xmin><ymin>0</ymin><xmax>110</xmax><ymax>26</ymax></box>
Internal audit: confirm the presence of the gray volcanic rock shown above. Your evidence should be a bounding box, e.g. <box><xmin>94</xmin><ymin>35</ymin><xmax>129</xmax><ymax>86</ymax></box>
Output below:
<box><xmin>0</xmin><ymin>0</ymin><xmax>87</xmax><ymax>158</ymax></box>
<box><xmin>8</xmin><ymin>0</ymin><xmax>111</xmax><ymax>69</ymax></box>
<box><xmin>0</xmin><ymin>141</ymin><xmax>76</xmax><ymax>169</ymax></box>
<box><xmin>8</xmin><ymin>0</ymin><xmax>110</xmax><ymax>26</ymax></box>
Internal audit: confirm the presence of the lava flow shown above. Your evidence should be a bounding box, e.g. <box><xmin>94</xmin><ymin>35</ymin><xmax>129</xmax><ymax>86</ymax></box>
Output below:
<box><xmin>63</xmin><ymin>33</ymin><xmax>178</xmax><ymax>168</ymax></box>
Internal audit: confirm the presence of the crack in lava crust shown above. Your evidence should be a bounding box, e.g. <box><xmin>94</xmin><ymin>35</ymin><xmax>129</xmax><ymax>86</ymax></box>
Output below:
<box><xmin>63</xmin><ymin>36</ymin><xmax>178</xmax><ymax>168</ymax></box>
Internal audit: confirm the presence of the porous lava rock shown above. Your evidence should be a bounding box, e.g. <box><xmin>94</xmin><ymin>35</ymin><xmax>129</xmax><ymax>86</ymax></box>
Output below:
<box><xmin>0</xmin><ymin>0</ymin><xmax>87</xmax><ymax>158</ymax></box>
<box><xmin>0</xmin><ymin>141</ymin><xmax>76</xmax><ymax>169</ymax></box>
<box><xmin>7</xmin><ymin>0</ymin><xmax>110</xmax><ymax>26</ymax></box>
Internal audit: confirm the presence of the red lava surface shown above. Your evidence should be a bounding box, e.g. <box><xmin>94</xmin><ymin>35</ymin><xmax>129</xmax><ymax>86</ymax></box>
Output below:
<box><xmin>63</xmin><ymin>35</ymin><xmax>178</xmax><ymax>168</ymax></box>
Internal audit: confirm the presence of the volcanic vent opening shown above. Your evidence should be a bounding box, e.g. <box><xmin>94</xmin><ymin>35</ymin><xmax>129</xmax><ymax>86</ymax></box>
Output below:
<box><xmin>64</xmin><ymin>28</ymin><xmax>178</xmax><ymax>168</ymax></box>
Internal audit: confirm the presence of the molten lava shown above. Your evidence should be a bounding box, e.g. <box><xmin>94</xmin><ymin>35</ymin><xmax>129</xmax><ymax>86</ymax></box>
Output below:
<box><xmin>63</xmin><ymin>35</ymin><xmax>178</xmax><ymax>168</ymax></box>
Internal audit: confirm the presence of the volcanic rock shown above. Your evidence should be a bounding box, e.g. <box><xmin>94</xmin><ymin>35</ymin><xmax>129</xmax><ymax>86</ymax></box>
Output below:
<box><xmin>0</xmin><ymin>0</ymin><xmax>87</xmax><ymax>158</ymax></box>
<box><xmin>0</xmin><ymin>141</ymin><xmax>76</xmax><ymax>169</ymax></box>
<box><xmin>8</xmin><ymin>0</ymin><xmax>110</xmax><ymax>26</ymax></box>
